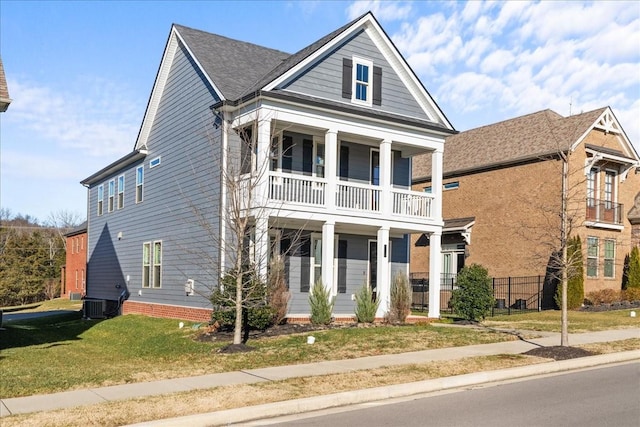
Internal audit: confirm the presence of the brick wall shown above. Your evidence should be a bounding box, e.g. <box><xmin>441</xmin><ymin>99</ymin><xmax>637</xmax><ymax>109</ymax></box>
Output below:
<box><xmin>123</xmin><ymin>300</ymin><xmax>212</xmax><ymax>322</ymax></box>
<box><xmin>63</xmin><ymin>232</ymin><xmax>87</xmax><ymax>298</ymax></box>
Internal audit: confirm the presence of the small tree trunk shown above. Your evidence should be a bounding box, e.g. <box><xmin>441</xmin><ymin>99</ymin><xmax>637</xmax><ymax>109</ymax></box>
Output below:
<box><xmin>234</xmin><ymin>272</ymin><xmax>243</xmax><ymax>345</ymax></box>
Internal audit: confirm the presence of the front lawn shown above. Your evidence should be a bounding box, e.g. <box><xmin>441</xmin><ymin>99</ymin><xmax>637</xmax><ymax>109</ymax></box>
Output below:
<box><xmin>483</xmin><ymin>308</ymin><xmax>640</xmax><ymax>332</ymax></box>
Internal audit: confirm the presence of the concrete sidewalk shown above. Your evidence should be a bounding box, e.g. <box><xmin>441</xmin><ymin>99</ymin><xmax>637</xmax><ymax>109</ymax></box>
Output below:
<box><xmin>1</xmin><ymin>328</ymin><xmax>638</xmax><ymax>420</ymax></box>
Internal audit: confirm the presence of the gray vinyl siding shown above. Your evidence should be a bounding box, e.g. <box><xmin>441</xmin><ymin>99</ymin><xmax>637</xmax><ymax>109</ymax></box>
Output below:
<box><xmin>87</xmin><ymin>41</ymin><xmax>221</xmax><ymax>309</ymax></box>
<box><xmin>282</xmin><ymin>30</ymin><xmax>428</xmax><ymax>121</ymax></box>
<box><xmin>285</xmin><ymin>232</ymin><xmax>408</xmax><ymax>316</ymax></box>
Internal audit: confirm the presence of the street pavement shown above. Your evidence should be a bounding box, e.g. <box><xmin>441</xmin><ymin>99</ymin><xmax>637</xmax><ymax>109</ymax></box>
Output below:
<box><xmin>1</xmin><ymin>327</ymin><xmax>638</xmax><ymax>425</ymax></box>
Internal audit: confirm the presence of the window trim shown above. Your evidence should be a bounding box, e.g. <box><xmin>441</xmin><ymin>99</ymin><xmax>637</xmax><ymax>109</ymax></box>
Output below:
<box><xmin>603</xmin><ymin>239</ymin><xmax>615</xmax><ymax>278</ymax></box>
<box><xmin>444</xmin><ymin>181</ymin><xmax>460</xmax><ymax>190</ymax></box>
<box><xmin>351</xmin><ymin>57</ymin><xmax>373</xmax><ymax>106</ymax></box>
<box><xmin>136</xmin><ymin>166</ymin><xmax>144</xmax><ymax>204</ymax></box>
<box><xmin>117</xmin><ymin>175</ymin><xmax>125</xmax><ymax>209</ymax></box>
<box><xmin>97</xmin><ymin>184</ymin><xmax>104</xmax><ymax>216</ymax></box>
<box><xmin>142</xmin><ymin>242</ymin><xmax>151</xmax><ymax>288</ymax></box>
<box><xmin>108</xmin><ymin>179</ymin><xmax>115</xmax><ymax>212</ymax></box>
<box><xmin>311</xmin><ymin>233</ymin><xmax>322</xmax><ymax>288</ymax></box>
<box><xmin>152</xmin><ymin>241</ymin><xmax>162</xmax><ymax>288</ymax></box>
<box><xmin>149</xmin><ymin>156</ymin><xmax>161</xmax><ymax>168</ymax></box>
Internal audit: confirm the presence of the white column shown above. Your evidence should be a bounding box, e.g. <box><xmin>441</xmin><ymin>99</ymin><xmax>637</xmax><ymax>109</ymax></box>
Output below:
<box><xmin>380</xmin><ymin>140</ymin><xmax>392</xmax><ymax>216</ymax></box>
<box><xmin>322</xmin><ymin>221</ymin><xmax>335</xmax><ymax>294</ymax></box>
<box><xmin>431</xmin><ymin>148</ymin><xmax>443</xmax><ymax>220</ymax></box>
<box><xmin>255</xmin><ymin>116</ymin><xmax>272</xmax><ymax>281</ymax></box>
<box><xmin>428</xmin><ymin>230</ymin><xmax>442</xmax><ymax>318</ymax></box>
<box><xmin>375</xmin><ymin>226</ymin><xmax>390</xmax><ymax>318</ymax></box>
<box><xmin>325</xmin><ymin>130</ymin><xmax>338</xmax><ymax>211</ymax></box>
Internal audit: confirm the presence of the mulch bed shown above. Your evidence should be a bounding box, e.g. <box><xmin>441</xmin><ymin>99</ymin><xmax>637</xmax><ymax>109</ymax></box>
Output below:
<box><xmin>522</xmin><ymin>346</ymin><xmax>596</xmax><ymax>360</ymax></box>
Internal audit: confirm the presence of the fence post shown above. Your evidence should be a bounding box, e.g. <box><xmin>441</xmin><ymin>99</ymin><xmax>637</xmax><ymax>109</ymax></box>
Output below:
<box><xmin>507</xmin><ymin>276</ymin><xmax>511</xmax><ymax>315</ymax></box>
<box><xmin>537</xmin><ymin>275</ymin><xmax>541</xmax><ymax>311</ymax></box>
<box><xmin>492</xmin><ymin>278</ymin><xmax>495</xmax><ymax>317</ymax></box>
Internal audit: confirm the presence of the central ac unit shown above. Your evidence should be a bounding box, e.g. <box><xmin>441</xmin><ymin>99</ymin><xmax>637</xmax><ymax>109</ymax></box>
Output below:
<box><xmin>84</xmin><ymin>299</ymin><xmax>106</xmax><ymax>319</ymax></box>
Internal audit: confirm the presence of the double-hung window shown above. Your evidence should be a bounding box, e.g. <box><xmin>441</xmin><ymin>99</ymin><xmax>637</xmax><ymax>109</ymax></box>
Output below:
<box><xmin>142</xmin><ymin>241</ymin><xmax>162</xmax><ymax>288</ymax></box>
<box><xmin>117</xmin><ymin>175</ymin><xmax>125</xmax><ymax>209</ymax></box>
<box><xmin>97</xmin><ymin>185</ymin><xmax>104</xmax><ymax>216</ymax></box>
<box><xmin>239</xmin><ymin>126</ymin><xmax>255</xmax><ymax>175</ymax></box>
<box><xmin>311</xmin><ymin>235</ymin><xmax>322</xmax><ymax>287</ymax></box>
<box><xmin>587</xmin><ymin>236</ymin><xmax>599</xmax><ymax>278</ymax></box>
<box><xmin>352</xmin><ymin>58</ymin><xmax>373</xmax><ymax>106</ymax></box>
<box><xmin>136</xmin><ymin>166</ymin><xmax>144</xmax><ymax>203</ymax></box>
<box><xmin>604</xmin><ymin>239</ymin><xmax>615</xmax><ymax>278</ymax></box>
<box><xmin>586</xmin><ymin>168</ymin><xmax>596</xmax><ymax>207</ymax></box>
<box><xmin>108</xmin><ymin>180</ymin><xmax>115</xmax><ymax>212</ymax></box>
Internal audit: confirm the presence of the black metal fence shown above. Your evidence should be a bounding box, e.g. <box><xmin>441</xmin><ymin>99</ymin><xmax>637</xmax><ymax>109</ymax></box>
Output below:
<box><xmin>410</xmin><ymin>273</ymin><xmax>546</xmax><ymax>316</ymax></box>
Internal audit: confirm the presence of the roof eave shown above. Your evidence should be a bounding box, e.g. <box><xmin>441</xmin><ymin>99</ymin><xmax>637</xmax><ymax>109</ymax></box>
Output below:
<box><xmin>81</xmin><ymin>149</ymin><xmax>148</xmax><ymax>186</ymax></box>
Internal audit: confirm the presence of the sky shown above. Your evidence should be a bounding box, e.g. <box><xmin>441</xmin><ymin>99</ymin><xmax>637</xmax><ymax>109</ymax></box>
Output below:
<box><xmin>1</xmin><ymin>0</ymin><xmax>639</xmax><ymax>223</ymax></box>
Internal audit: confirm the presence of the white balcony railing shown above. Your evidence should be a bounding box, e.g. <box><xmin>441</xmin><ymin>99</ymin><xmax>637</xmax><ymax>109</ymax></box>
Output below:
<box><xmin>269</xmin><ymin>173</ymin><xmax>325</xmax><ymax>206</ymax></box>
<box><xmin>336</xmin><ymin>182</ymin><xmax>381</xmax><ymax>212</ymax></box>
<box><xmin>392</xmin><ymin>189</ymin><xmax>433</xmax><ymax>218</ymax></box>
<box><xmin>265</xmin><ymin>172</ymin><xmax>434</xmax><ymax>220</ymax></box>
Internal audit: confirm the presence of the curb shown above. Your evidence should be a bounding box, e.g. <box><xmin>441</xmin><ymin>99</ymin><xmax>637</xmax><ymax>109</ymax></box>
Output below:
<box><xmin>129</xmin><ymin>350</ymin><xmax>640</xmax><ymax>427</ymax></box>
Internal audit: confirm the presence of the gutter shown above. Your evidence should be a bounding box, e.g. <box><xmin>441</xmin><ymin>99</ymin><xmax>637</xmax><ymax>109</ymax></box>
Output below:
<box><xmin>81</xmin><ymin>148</ymin><xmax>148</xmax><ymax>187</ymax></box>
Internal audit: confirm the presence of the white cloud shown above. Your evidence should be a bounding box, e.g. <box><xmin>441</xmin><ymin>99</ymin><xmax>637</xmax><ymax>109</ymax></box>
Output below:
<box><xmin>347</xmin><ymin>0</ymin><xmax>412</xmax><ymax>21</ymax></box>
<box><xmin>6</xmin><ymin>78</ymin><xmax>140</xmax><ymax>158</ymax></box>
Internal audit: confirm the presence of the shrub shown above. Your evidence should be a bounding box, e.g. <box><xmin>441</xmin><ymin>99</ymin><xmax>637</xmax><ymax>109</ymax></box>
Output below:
<box><xmin>622</xmin><ymin>287</ymin><xmax>640</xmax><ymax>302</ymax></box>
<box><xmin>585</xmin><ymin>289</ymin><xmax>621</xmax><ymax>305</ymax></box>
<box><xmin>309</xmin><ymin>279</ymin><xmax>334</xmax><ymax>325</ymax></box>
<box><xmin>210</xmin><ymin>270</ymin><xmax>275</xmax><ymax>331</ymax></box>
<box><xmin>450</xmin><ymin>264</ymin><xmax>494</xmax><ymax>322</ymax></box>
<box><xmin>626</xmin><ymin>246</ymin><xmax>640</xmax><ymax>289</ymax></box>
<box><xmin>354</xmin><ymin>283</ymin><xmax>379</xmax><ymax>323</ymax></box>
<box><xmin>267</xmin><ymin>256</ymin><xmax>290</xmax><ymax>325</ymax></box>
<box><xmin>387</xmin><ymin>272</ymin><xmax>412</xmax><ymax>323</ymax></box>
<box><xmin>555</xmin><ymin>236</ymin><xmax>584</xmax><ymax>310</ymax></box>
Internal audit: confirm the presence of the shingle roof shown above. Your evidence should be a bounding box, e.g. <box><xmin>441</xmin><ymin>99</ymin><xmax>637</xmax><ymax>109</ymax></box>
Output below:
<box><xmin>174</xmin><ymin>24</ymin><xmax>290</xmax><ymax>101</ymax></box>
<box><xmin>413</xmin><ymin>107</ymin><xmax>607</xmax><ymax>181</ymax></box>
<box><xmin>0</xmin><ymin>56</ymin><xmax>11</xmax><ymax>112</ymax></box>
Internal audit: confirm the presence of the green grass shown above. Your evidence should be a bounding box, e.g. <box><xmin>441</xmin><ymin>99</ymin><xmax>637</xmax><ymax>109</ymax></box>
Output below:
<box><xmin>1</xmin><ymin>298</ymin><xmax>82</xmax><ymax>313</ymax></box>
<box><xmin>1</xmin><ymin>308</ymin><xmax>638</xmax><ymax>399</ymax></box>
<box><xmin>484</xmin><ymin>308</ymin><xmax>640</xmax><ymax>332</ymax></box>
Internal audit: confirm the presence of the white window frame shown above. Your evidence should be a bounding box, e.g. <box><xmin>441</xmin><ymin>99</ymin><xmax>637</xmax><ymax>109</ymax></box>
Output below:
<box><xmin>313</xmin><ymin>138</ymin><xmax>325</xmax><ymax>178</ymax></box>
<box><xmin>604</xmin><ymin>239</ymin><xmax>615</xmax><ymax>278</ymax></box>
<box><xmin>142</xmin><ymin>242</ymin><xmax>151</xmax><ymax>288</ymax></box>
<box><xmin>604</xmin><ymin>169</ymin><xmax>617</xmax><ymax>209</ymax></box>
<box><xmin>270</xmin><ymin>134</ymin><xmax>282</xmax><ymax>172</ymax></box>
<box><xmin>117</xmin><ymin>175</ymin><xmax>125</xmax><ymax>209</ymax></box>
<box><xmin>152</xmin><ymin>241</ymin><xmax>162</xmax><ymax>288</ymax></box>
<box><xmin>586</xmin><ymin>167</ymin><xmax>597</xmax><ymax>206</ymax></box>
<box><xmin>108</xmin><ymin>180</ymin><xmax>115</xmax><ymax>212</ymax></box>
<box><xmin>149</xmin><ymin>156</ymin><xmax>161</xmax><ymax>168</ymax></box>
<box><xmin>351</xmin><ymin>57</ymin><xmax>373</xmax><ymax>106</ymax></box>
<box><xmin>97</xmin><ymin>185</ymin><xmax>104</xmax><ymax>216</ymax></box>
<box><xmin>136</xmin><ymin>166</ymin><xmax>144</xmax><ymax>204</ymax></box>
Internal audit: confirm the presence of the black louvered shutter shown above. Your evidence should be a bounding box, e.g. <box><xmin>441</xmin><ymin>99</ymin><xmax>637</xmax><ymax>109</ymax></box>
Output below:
<box><xmin>300</xmin><ymin>238</ymin><xmax>311</xmax><ymax>292</ymax></box>
<box><xmin>373</xmin><ymin>66</ymin><xmax>382</xmax><ymax>106</ymax></box>
<box><xmin>342</xmin><ymin>58</ymin><xmax>353</xmax><ymax>99</ymax></box>
<box><xmin>280</xmin><ymin>237</ymin><xmax>291</xmax><ymax>290</ymax></box>
<box><xmin>339</xmin><ymin>145</ymin><xmax>349</xmax><ymax>179</ymax></box>
<box><xmin>337</xmin><ymin>240</ymin><xmax>348</xmax><ymax>294</ymax></box>
<box><xmin>282</xmin><ymin>135</ymin><xmax>293</xmax><ymax>172</ymax></box>
<box><xmin>302</xmin><ymin>139</ymin><xmax>313</xmax><ymax>175</ymax></box>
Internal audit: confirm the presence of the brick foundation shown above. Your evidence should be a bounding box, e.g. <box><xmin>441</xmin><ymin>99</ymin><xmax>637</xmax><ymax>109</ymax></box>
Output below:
<box><xmin>123</xmin><ymin>301</ymin><xmax>212</xmax><ymax>322</ymax></box>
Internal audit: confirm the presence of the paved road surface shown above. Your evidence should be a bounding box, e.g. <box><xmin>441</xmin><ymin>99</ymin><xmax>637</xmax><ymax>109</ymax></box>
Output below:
<box><xmin>260</xmin><ymin>362</ymin><xmax>640</xmax><ymax>427</ymax></box>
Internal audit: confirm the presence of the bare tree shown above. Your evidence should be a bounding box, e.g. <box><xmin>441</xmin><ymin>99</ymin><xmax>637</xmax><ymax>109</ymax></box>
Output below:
<box><xmin>179</xmin><ymin>108</ymin><xmax>299</xmax><ymax>346</ymax></box>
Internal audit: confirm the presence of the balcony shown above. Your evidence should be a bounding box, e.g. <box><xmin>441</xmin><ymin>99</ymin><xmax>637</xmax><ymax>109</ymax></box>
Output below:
<box><xmin>585</xmin><ymin>198</ymin><xmax>623</xmax><ymax>226</ymax></box>
<box><xmin>267</xmin><ymin>172</ymin><xmax>434</xmax><ymax>220</ymax></box>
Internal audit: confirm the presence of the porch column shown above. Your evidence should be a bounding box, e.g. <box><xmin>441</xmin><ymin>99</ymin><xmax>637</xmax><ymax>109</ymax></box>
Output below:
<box><xmin>255</xmin><ymin>116</ymin><xmax>272</xmax><ymax>207</ymax></box>
<box><xmin>255</xmin><ymin>117</ymin><xmax>271</xmax><ymax>281</ymax></box>
<box><xmin>321</xmin><ymin>221</ymin><xmax>335</xmax><ymax>295</ymax></box>
<box><xmin>431</xmin><ymin>148</ymin><xmax>443</xmax><ymax>220</ymax></box>
<box><xmin>428</xmin><ymin>230</ymin><xmax>442</xmax><ymax>318</ymax></box>
<box><xmin>375</xmin><ymin>226</ymin><xmax>390</xmax><ymax>318</ymax></box>
<box><xmin>255</xmin><ymin>215</ymin><xmax>269</xmax><ymax>281</ymax></box>
<box><xmin>380</xmin><ymin>140</ymin><xmax>392</xmax><ymax>216</ymax></box>
<box><xmin>325</xmin><ymin>129</ymin><xmax>338</xmax><ymax>211</ymax></box>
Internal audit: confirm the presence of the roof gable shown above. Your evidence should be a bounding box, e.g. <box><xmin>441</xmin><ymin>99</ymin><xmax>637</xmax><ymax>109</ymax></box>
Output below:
<box><xmin>259</xmin><ymin>13</ymin><xmax>453</xmax><ymax>130</ymax></box>
<box><xmin>0</xmin><ymin>57</ymin><xmax>11</xmax><ymax>112</ymax></box>
<box><xmin>413</xmin><ymin>106</ymin><xmax>638</xmax><ymax>181</ymax></box>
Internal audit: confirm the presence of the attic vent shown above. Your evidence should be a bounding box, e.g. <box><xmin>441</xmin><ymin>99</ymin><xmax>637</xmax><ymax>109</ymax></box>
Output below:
<box><xmin>84</xmin><ymin>299</ymin><xmax>106</xmax><ymax>319</ymax></box>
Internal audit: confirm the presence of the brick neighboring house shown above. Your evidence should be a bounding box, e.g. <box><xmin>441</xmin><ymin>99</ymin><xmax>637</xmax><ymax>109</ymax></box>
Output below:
<box><xmin>412</xmin><ymin>107</ymin><xmax>640</xmax><ymax>301</ymax></box>
<box><xmin>61</xmin><ymin>222</ymin><xmax>87</xmax><ymax>300</ymax></box>
<box><xmin>0</xmin><ymin>56</ymin><xmax>12</xmax><ymax>112</ymax></box>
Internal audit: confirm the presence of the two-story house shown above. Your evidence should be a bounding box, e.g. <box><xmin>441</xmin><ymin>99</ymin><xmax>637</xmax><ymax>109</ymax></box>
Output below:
<box><xmin>412</xmin><ymin>107</ymin><xmax>640</xmax><ymax>308</ymax></box>
<box><xmin>81</xmin><ymin>12</ymin><xmax>455</xmax><ymax>322</ymax></box>
<box><xmin>61</xmin><ymin>221</ymin><xmax>87</xmax><ymax>300</ymax></box>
